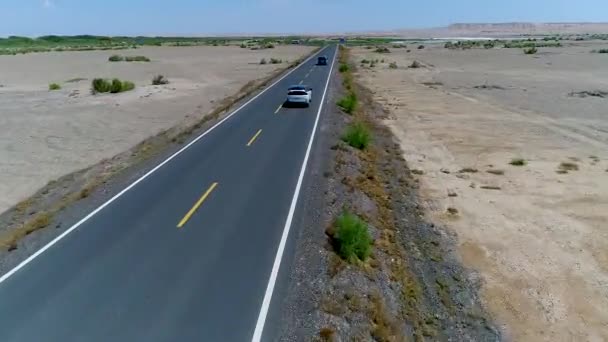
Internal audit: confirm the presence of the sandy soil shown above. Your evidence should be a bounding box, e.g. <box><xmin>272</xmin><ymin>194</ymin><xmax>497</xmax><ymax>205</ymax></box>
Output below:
<box><xmin>353</xmin><ymin>42</ymin><xmax>608</xmax><ymax>341</ymax></box>
<box><xmin>0</xmin><ymin>45</ymin><xmax>313</xmax><ymax>214</ymax></box>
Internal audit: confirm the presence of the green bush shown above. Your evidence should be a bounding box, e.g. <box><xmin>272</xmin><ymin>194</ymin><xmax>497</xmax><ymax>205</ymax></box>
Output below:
<box><xmin>92</xmin><ymin>78</ymin><xmax>134</xmax><ymax>94</ymax></box>
<box><xmin>240</xmin><ymin>43</ymin><xmax>247</xmax><ymax>48</ymax></box>
<box><xmin>342</xmin><ymin>121</ymin><xmax>370</xmax><ymax>149</ymax></box>
<box><xmin>418</xmin><ymin>45</ymin><xmax>425</xmax><ymax>49</ymax></box>
<box><xmin>260</xmin><ymin>58</ymin><xmax>267</xmax><ymax>65</ymax></box>
<box><xmin>270</xmin><ymin>58</ymin><xmax>282</xmax><ymax>64</ymax></box>
<box><xmin>92</xmin><ymin>78</ymin><xmax>111</xmax><ymax>93</ymax></box>
<box><xmin>361</xmin><ymin>59</ymin><xmax>370</xmax><ymax>64</ymax></box>
<box><xmin>389</xmin><ymin>62</ymin><xmax>398</xmax><ymax>69</ymax></box>
<box><xmin>121</xmin><ymin>80</ymin><xmax>135</xmax><ymax>92</ymax></box>
<box><xmin>339</xmin><ymin>63</ymin><xmax>349</xmax><ymax>73</ymax></box>
<box><xmin>333</xmin><ymin>212</ymin><xmax>372</xmax><ymax>262</ymax></box>
<box><xmin>524</xmin><ymin>47</ymin><xmax>538</xmax><ymax>54</ymax></box>
<box><xmin>125</xmin><ymin>55</ymin><xmax>150</xmax><ymax>62</ymax></box>
<box><xmin>337</xmin><ymin>93</ymin><xmax>357</xmax><ymax>114</ymax></box>
<box><xmin>108</xmin><ymin>55</ymin><xmax>124</xmax><ymax>62</ymax></box>
<box><xmin>110</xmin><ymin>79</ymin><xmax>124</xmax><ymax>93</ymax></box>
<box><xmin>152</xmin><ymin>74</ymin><xmax>169</xmax><ymax>85</ymax></box>
<box><xmin>48</xmin><ymin>83</ymin><xmax>61</xmax><ymax>91</ymax></box>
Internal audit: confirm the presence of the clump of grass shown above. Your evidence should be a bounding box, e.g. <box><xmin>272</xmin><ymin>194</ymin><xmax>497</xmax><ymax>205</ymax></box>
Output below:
<box><xmin>152</xmin><ymin>74</ymin><xmax>169</xmax><ymax>85</ymax></box>
<box><xmin>108</xmin><ymin>54</ymin><xmax>124</xmax><ymax>62</ymax></box>
<box><xmin>418</xmin><ymin>45</ymin><xmax>425</xmax><ymax>49</ymax></box>
<box><xmin>332</xmin><ymin>211</ymin><xmax>372</xmax><ymax>262</ymax></box>
<box><xmin>269</xmin><ymin>58</ymin><xmax>282</xmax><ymax>64</ymax></box>
<box><xmin>342</xmin><ymin>121</ymin><xmax>371</xmax><ymax>150</ymax></box>
<box><xmin>92</xmin><ymin>78</ymin><xmax>135</xmax><ymax>94</ymax></box>
<box><xmin>447</xmin><ymin>207</ymin><xmax>459</xmax><ymax>215</ymax></box>
<box><xmin>49</xmin><ymin>83</ymin><xmax>61</xmax><ymax>91</ymax></box>
<box><xmin>389</xmin><ymin>61</ymin><xmax>398</xmax><ymax>69</ymax></box>
<box><xmin>361</xmin><ymin>59</ymin><xmax>370</xmax><ymax>64</ymax></box>
<box><xmin>509</xmin><ymin>158</ymin><xmax>527</xmax><ymax>166</ymax></box>
<box><xmin>240</xmin><ymin>43</ymin><xmax>247</xmax><ymax>48</ymax></box>
<box><xmin>558</xmin><ymin>162</ymin><xmax>579</xmax><ymax>172</ymax></box>
<box><xmin>480</xmin><ymin>185</ymin><xmax>502</xmax><ymax>190</ymax></box>
<box><xmin>339</xmin><ymin>63</ymin><xmax>349</xmax><ymax>73</ymax></box>
<box><xmin>524</xmin><ymin>47</ymin><xmax>538</xmax><ymax>54</ymax></box>
<box><xmin>260</xmin><ymin>58</ymin><xmax>267</xmax><ymax>65</ymax></box>
<box><xmin>374</xmin><ymin>47</ymin><xmax>391</xmax><ymax>53</ymax></box>
<box><xmin>337</xmin><ymin>93</ymin><xmax>357</xmax><ymax>114</ymax></box>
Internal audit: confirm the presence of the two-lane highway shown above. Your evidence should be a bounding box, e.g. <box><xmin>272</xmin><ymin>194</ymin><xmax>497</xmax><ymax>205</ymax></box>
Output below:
<box><xmin>0</xmin><ymin>45</ymin><xmax>337</xmax><ymax>341</ymax></box>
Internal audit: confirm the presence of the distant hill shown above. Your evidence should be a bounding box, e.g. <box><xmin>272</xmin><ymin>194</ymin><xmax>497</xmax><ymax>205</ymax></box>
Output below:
<box><xmin>351</xmin><ymin>22</ymin><xmax>608</xmax><ymax>38</ymax></box>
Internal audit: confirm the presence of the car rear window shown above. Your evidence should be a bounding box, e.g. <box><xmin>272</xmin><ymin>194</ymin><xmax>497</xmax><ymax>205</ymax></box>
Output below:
<box><xmin>288</xmin><ymin>90</ymin><xmax>307</xmax><ymax>95</ymax></box>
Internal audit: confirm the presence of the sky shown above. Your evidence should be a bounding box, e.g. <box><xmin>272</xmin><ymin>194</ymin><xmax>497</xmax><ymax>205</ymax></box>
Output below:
<box><xmin>1</xmin><ymin>0</ymin><xmax>607</xmax><ymax>36</ymax></box>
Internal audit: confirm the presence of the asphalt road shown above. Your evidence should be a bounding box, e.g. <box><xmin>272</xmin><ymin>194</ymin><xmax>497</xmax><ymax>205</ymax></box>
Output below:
<box><xmin>0</xmin><ymin>45</ymin><xmax>337</xmax><ymax>342</ymax></box>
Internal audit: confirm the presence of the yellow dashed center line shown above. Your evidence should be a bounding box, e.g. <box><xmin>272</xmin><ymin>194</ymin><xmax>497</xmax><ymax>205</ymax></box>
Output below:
<box><xmin>177</xmin><ymin>182</ymin><xmax>219</xmax><ymax>228</ymax></box>
<box><xmin>247</xmin><ymin>129</ymin><xmax>263</xmax><ymax>147</ymax></box>
<box><xmin>274</xmin><ymin>104</ymin><xmax>282</xmax><ymax>114</ymax></box>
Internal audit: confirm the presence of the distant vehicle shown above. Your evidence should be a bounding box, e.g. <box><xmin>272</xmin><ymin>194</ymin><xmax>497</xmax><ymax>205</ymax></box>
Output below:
<box><xmin>317</xmin><ymin>56</ymin><xmax>328</xmax><ymax>65</ymax></box>
<box><xmin>285</xmin><ymin>85</ymin><xmax>313</xmax><ymax>107</ymax></box>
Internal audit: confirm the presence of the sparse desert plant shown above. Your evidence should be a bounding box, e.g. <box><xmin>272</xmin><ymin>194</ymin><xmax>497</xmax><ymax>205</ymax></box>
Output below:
<box><xmin>509</xmin><ymin>158</ymin><xmax>527</xmax><ymax>166</ymax></box>
<box><xmin>49</xmin><ymin>83</ymin><xmax>61</xmax><ymax>91</ymax></box>
<box><xmin>389</xmin><ymin>62</ymin><xmax>398</xmax><ymax>69</ymax></box>
<box><xmin>594</xmin><ymin>49</ymin><xmax>608</xmax><ymax>53</ymax></box>
<box><xmin>342</xmin><ymin>121</ymin><xmax>371</xmax><ymax>149</ymax></box>
<box><xmin>409</xmin><ymin>60</ymin><xmax>422</xmax><ymax>68</ymax></box>
<box><xmin>339</xmin><ymin>63</ymin><xmax>349</xmax><ymax>73</ymax></box>
<box><xmin>418</xmin><ymin>45</ymin><xmax>425</xmax><ymax>49</ymax></box>
<box><xmin>374</xmin><ymin>47</ymin><xmax>391</xmax><ymax>53</ymax></box>
<box><xmin>487</xmin><ymin>169</ymin><xmax>505</xmax><ymax>175</ymax></box>
<box><xmin>260</xmin><ymin>58</ymin><xmax>267</xmax><ymax>64</ymax></box>
<box><xmin>265</xmin><ymin>43</ymin><xmax>275</xmax><ymax>49</ymax></box>
<box><xmin>108</xmin><ymin>54</ymin><xmax>124</xmax><ymax>62</ymax></box>
<box><xmin>332</xmin><ymin>211</ymin><xmax>372</xmax><ymax>262</ymax></box>
<box><xmin>152</xmin><ymin>74</ymin><xmax>169</xmax><ymax>85</ymax></box>
<box><xmin>361</xmin><ymin>59</ymin><xmax>370</xmax><ymax>64</ymax></box>
<box><xmin>459</xmin><ymin>167</ymin><xmax>478</xmax><ymax>173</ymax></box>
<box><xmin>240</xmin><ymin>43</ymin><xmax>247</xmax><ymax>48</ymax></box>
<box><xmin>558</xmin><ymin>162</ymin><xmax>579</xmax><ymax>172</ymax></box>
<box><xmin>125</xmin><ymin>55</ymin><xmax>150</xmax><ymax>62</ymax></box>
<box><xmin>524</xmin><ymin>47</ymin><xmax>538</xmax><ymax>54</ymax></box>
<box><xmin>337</xmin><ymin>93</ymin><xmax>357</xmax><ymax>114</ymax></box>
<box><xmin>269</xmin><ymin>58</ymin><xmax>282</xmax><ymax>64</ymax></box>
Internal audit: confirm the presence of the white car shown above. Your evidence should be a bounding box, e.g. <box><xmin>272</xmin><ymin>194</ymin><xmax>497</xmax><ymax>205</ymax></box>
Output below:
<box><xmin>285</xmin><ymin>85</ymin><xmax>313</xmax><ymax>107</ymax></box>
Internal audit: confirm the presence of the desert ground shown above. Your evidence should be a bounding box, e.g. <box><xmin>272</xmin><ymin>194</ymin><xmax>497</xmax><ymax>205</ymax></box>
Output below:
<box><xmin>0</xmin><ymin>45</ymin><xmax>314</xmax><ymax>214</ymax></box>
<box><xmin>353</xmin><ymin>41</ymin><xmax>608</xmax><ymax>341</ymax></box>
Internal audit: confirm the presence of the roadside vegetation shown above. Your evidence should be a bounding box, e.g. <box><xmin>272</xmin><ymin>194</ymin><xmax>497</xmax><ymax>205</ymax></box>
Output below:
<box><xmin>342</xmin><ymin>122</ymin><xmax>371</xmax><ymax>149</ymax></box>
<box><xmin>92</xmin><ymin>78</ymin><xmax>135</xmax><ymax>94</ymax></box>
<box><xmin>444</xmin><ymin>38</ymin><xmax>562</xmax><ymax>50</ymax></box>
<box><xmin>329</xmin><ymin>211</ymin><xmax>372</xmax><ymax>262</ymax></box>
<box><xmin>315</xmin><ymin>45</ymin><xmax>497</xmax><ymax>340</ymax></box>
<box><xmin>591</xmin><ymin>49</ymin><xmax>608</xmax><ymax>53</ymax></box>
<box><xmin>48</xmin><ymin>83</ymin><xmax>61</xmax><ymax>91</ymax></box>
<box><xmin>524</xmin><ymin>47</ymin><xmax>538</xmax><ymax>54</ymax></box>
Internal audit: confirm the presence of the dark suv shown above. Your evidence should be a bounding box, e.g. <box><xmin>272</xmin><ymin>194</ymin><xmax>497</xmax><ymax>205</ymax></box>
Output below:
<box><xmin>317</xmin><ymin>56</ymin><xmax>328</xmax><ymax>65</ymax></box>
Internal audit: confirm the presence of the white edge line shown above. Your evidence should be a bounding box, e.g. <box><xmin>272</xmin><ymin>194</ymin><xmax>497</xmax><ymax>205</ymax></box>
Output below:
<box><xmin>0</xmin><ymin>46</ymin><xmax>327</xmax><ymax>285</ymax></box>
<box><xmin>251</xmin><ymin>45</ymin><xmax>337</xmax><ymax>342</ymax></box>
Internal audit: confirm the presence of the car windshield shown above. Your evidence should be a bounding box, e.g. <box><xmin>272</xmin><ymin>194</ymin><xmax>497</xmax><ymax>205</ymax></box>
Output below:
<box><xmin>288</xmin><ymin>90</ymin><xmax>307</xmax><ymax>96</ymax></box>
